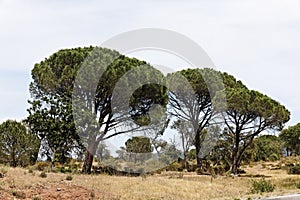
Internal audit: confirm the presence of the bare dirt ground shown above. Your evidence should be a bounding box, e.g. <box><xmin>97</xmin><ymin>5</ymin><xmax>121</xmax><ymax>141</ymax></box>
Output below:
<box><xmin>0</xmin><ymin>167</ymin><xmax>118</xmax><ymax>200</ymax></box>
<box><xmin>0</xmin><ymin>182</ymin><xmax>95</xmax><ymax>200</ymax></box>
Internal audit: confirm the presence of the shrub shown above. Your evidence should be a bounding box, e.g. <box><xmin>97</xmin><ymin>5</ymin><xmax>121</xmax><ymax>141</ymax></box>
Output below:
<box><xmin>213</xmin><ymin>165</ymin><xmax>226</xmax><ymax>175</ymax></box>
<box><xmin>66</xmin><ymin>175</ymin><xmax>73</xmax><ymax>181</ymax></box>
<box><xmin>60</xmin><ymin>166</ymin><xmax>66</xmax><ymax>173</ymax></box>
<box><xmin>39</xmin><ymin>171</ymin><xmax>47</xmax><ymax>178</ymax></box>
<box><xmin>277</xmin><ymin>177</ymin><xmax>299</xmax><ymax>189</ymax></box>
<box><xmin>165</xmin><ymin>162</ymin><xmax>182</xmax><ymax>171</ymax></box>
<box><xmin>12</xmin><ymin>190</ymin><xmax>26</xmax><ymax>199</ymax></box>
<box><xmin>68</xmin><ymin>159</ymin><xmax>81</xmax><ymax>171</ymax></box>
<box><xmin>187</xmin><ymin>164</ymin><xmax>197</xmax><ymax>172</ymax></box>
<box><xmin>195</xmin><ymin>167</ymin><xmax>203</xmax><ymax>175</ymax></box>
<box><xmin>296</xmin><ymin>182</ymin><xmax>300</xmax><ymax>189</ymax></box>
<box><xmin>32</xmin><ymin>196</ymin><xmax>41</xmax><ymax>200</ymax></box>
<box><xmin>35</xmin><ymin>162</ymin><xmax>50</xmax><ymax>171</ymax></box>
<box><xmin>50</xmin><ymin>167</ymin><xmax>59</xmax><ymax>173</ymax></box>
<box><xmin>269</xmin><ymin>153</ymin><xmax>280</xmax><ymax>161</ymax></box>
<box><xmin>17</xmin><ymin>191</ymin><xmax>26</xmax><ymax>199</ymax></box>
<box><xmin>0</xmin><ymin>167</ymin><xmax>8</xmax><ymax>175</ymax></box>
<box><xmin>186</xmin><ymin>149</ymin><xmax>196</xmax><ymax>160</ymax></box>
<box><xmin>288</xmin><ymin>164</ymin><xmax>300</xmax><ymax>174</ymax></box>
<box><xmin>90</xmin><ymin>190</ymin><xmax>95</xmax><ymax>199</ymax></box>
<box><xmin>250</xmin><ymin>178</ymin><xmax>275</xmax><ymax>194</ymax></box>
<box><xmin>11</xmin><ymin>190</ymin><xmax>17</xmax><ymax>196</ymax></box>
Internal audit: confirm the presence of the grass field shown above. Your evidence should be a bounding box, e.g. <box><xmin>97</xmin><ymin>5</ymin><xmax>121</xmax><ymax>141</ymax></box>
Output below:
<box><xmin>0</xmin><ymin>159</ymin><xmax>300</xmax><ymax>200</ymax></box>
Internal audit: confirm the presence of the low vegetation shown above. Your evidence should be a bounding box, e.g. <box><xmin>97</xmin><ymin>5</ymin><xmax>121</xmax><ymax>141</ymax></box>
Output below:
<box><xmin>66</xmin><ymin>175</ymin><xmax>73</xmax><ymax>181</ymax></box>
<box><xmin>250</xmin><ymin>178</ymin><xmax>275</xmax><ymax>194</ymax></box>
<box><xmin>287</xmin><ymin>164</ymin><xmax>300</xmax><ymax>175</ymax></box>
<box><xmin>39</xmin><ymin>171</ymin><xmax>47</xmax><ymax>178</ymax></box>
<box><xmin>0</xmin><ymin>156</ymin><xmax>300</xmax><ymax>199</ymax></box>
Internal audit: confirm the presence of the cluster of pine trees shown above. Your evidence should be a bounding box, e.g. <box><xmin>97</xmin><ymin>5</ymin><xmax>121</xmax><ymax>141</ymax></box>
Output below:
<box><xmin>1</xmin><ymin>46</ymin><xmax>298</xmax><ymax>175</ymax></box>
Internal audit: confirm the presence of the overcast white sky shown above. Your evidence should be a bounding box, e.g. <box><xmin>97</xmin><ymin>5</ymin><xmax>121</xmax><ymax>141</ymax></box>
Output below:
<box><xmin>1</xmin><ymin>0</ymin><xmax>300</xmax><ymax>128</ymax></box>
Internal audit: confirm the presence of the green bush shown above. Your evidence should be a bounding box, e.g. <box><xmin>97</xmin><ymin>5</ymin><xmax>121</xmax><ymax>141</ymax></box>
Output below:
<box><xmin>213</xmin><ymin>165</ymin><xmax>226</xmax><ymax>175</ymax></box>
<box><xmin>32</xmin><ymin>196</ymin><xmax>41</xmax><ymax>200</ymax></box>
<box><xmin>165</xmin><ymin>162</ymin><xmax>182</xmax><ymax>171</ymax></box>
<box><xmin>69</xmin><ymin>163</ymin><xmax>80</xmax><ymax>171</ymax></box>
<box><xmin>288</xmin><ymin>164</ymin><xmax>300</xmax><ymax>174</ymax></box>
<box><xmin>195</xmin><ymin>167</ymin><xmax>203</xmax><ymax>175</ymax></box>
<box><xmin>39</xmin><ymin>171</ymin><xmax>47</xmax><ymax>178</ymax></box>
<box><xmin>66</xmin><ymin>175</ymin><xmax>73</xmax><ymax>181</ymax></box>
<box><xmin>250</xmin><ymin>178</ymin><xmax>275</xmax><ymax>194</ymax></box>
<box><xmin>0</xmin><ymin>167</ymin><xmax>8</xmax><ymax>175</ymax></box>
<box><xmin>60</xmin><ymin>166</ymin><xmax>66</xmax><ymax>173</ymax></box>
<box><xmin>187</xmin><ymin>164</ymin><xmax>197</xmax><ymax>172</ymax></box>
<box><xmin>269</xmin><ymin>153</ymin><xmax>280</xmax><ymax>161</ymax></box>
<box><xmin>35</xmin><ymin>162</ymin><xmax>50</xmax><ymax>171</ymax></box>
<box><xmin>186</xmin><ymin>149</ymin><xmax>196</xmax><ymax>160</ymax></box>
<box><xmin>11</xmin><ymin>190</ymin><xmax>17</xmax><ymax>196</ymax></box>
<box><xmin>12</xmin><ymin>190</ymin><xmax>26</xmax><ymax>199</ymax></box>
<box><xmin>296</xmin><ymin>181</ymin><xmax>300</xmax><ymax>189</ymax></box>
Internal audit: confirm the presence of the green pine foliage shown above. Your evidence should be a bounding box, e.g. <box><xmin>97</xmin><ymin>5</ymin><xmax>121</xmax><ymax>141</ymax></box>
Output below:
<box><xmin>0</xmin><ymin>120</ymin><xmax>40</xmax><ymax>167</ymax></box>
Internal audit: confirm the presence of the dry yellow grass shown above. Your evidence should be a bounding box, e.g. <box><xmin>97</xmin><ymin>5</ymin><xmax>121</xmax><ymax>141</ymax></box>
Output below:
<box><xmin>0</xmin><ymin>160</ymin><xmax>300</xmax><ymax>200</ymax></box>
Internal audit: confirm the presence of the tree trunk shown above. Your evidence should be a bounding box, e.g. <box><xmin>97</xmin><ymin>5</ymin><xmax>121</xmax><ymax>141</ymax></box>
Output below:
<box><xmin>195</xmin><ymin>133</ymin><xmax>203</xmax><ymax>171</ymax></box>
<box><xmin>82</xmin><ymin>150</ymin><xmax>94</xmax><ymax>174</ymax></box>
<box><xmin>11</xmin><ymin>151</ymin><xmax>17</xmax><ymax>167</ymax></box>
<box><xmin>82</xmin><ymin>141</ymin><xmax>98</xmax><ymax>174</ymax></box>
<box><xmin>230</xmin><ymin>129</ymin><xmax>241</xmax><ymax>175</ymax></box>
<box><xmin>232</xmin><ymin>135</ymin><xmax>254</xmax><ymax>175</ymax></box>
<box><xmin>183</xmin><ymin>152</ymin><xmax>189</xmax><ymax>170</ymax></box>
<box><xmin>231</xmin><ymin>153</ymin><xmax>238</xmax><ymax>175</ymax></box>
<box><xmin>195</xmin><ymin>141</ymin><xmax>203</xmax><ymax>170</ymax></box>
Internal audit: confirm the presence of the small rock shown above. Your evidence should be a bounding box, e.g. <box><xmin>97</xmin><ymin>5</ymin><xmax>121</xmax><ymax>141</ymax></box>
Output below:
<box><xmin>57</xmin><ymin>188</ymin><xmax>61</xmax><ymax>191</ymax></box>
